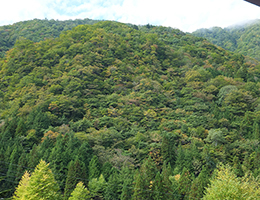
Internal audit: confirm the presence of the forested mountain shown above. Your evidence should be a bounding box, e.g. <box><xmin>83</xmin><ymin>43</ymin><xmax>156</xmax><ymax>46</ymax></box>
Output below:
<box><xmin>0</xmin><ymin>18</ymin><xmax>101</xmax><ymax>58</ymax></box>
<box><xmin>1</xmin><ymin>20</ymin><xmax>260</xmax><ymax>199</ymax></box>
<box><xmin>192</xmin><ymin>19</ymin><xmax>260</xmax><ymax>61</ymax></box>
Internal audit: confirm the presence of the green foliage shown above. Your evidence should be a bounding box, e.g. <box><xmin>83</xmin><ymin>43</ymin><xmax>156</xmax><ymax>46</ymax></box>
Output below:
<box><xmin>152</xmin><ymin>172</ymin><xmax>164</xmax><ymax>200</ymax></box>
<box><xmin>88</xmin><ymin>155</ymin><xmax>101</xmax><ymax>180</ymax></box>
<box><xmin>88</xmin><ymin>174</ymin><xmax>106</xmax><ymax>199</ymax></box>
<box><xmin>203</xmin><ymin>164</ymin><xmax>260</xmax><ymax>200</ymax></box>
<box><xmin>177</xmin><ymin>167</ymin><xmax>193</xmax><ymax>199</ymax></box>
<box><xmin>15</xmin><ymin>152</ymin><xmax>28</xmax><ymax>184</ymax></box>
<box><xmin>192</xmin><ymin>20</ymin><xmax>260</xmax><ymax>61</ymax></box>
<box><xmin>64</xmin><ymin>158</ymin><xmax>87</xmax><ymax>199</ymax></box>
<box><xmin>104</xmin><ymin>172</ymin><xmax>121</xmax><ymax>200</ymax></box>
<box><xmin>13</xmin><ymin>171</ymin><xmax>30</xmax><ymax>200</ymax></box>
<box><xmin>1</xmin><ymin>19</ymin><xmax>260</xmax><ymax>199</ymax></box>
<box><xmin>13</xmin><ymin>160</ymin><xmax>62</xmax><ymax>200</ymax></box>
<box><xmin>133</xmin><ymin>157</ymin><xmax>157</xmax><ymax>199</ymax></box>
<box><xmin>189</xmin><ymin>166</ymin><xmax>210</xmax><ymax>199</ymax></box>
<box><xmin>0</xmin><ymin>18</ymin><xmax>100</xmax><ymax>58</ymax></box>
<box><xmin>68</xmin><ymin>182</ymin><xmax>91</xmax><ymax>200</ymax></box>
<box><xmin>120</xmin><ymin>167</ymin><xmax>134</xmax><ymax>200</ymax></box>
<box><xmin>205</xmin><ymin>129</ymin><xmax>226</xmax><ymax>146</ymax></box>
<box><xmin>161</xmin><ymin>132</ymin><xmax>178</xmax><ymax>167</ymax></box>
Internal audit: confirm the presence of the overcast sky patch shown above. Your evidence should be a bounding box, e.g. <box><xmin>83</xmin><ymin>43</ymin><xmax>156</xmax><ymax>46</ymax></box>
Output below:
<box><xmin>1</xmin><ymin>0</ymin><xmax>260</xmax><ymax>32</ymax></box>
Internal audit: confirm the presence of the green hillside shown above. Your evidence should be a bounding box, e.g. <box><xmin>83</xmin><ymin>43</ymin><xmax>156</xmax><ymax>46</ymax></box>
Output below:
<box><xmin>1</xmin><ymin>20</ymin><xmax>260</xmax><ymax>199</ymax></box>
<box><xmin>0</xmin><ymin>18</ymin><xmax>100</xmax><ymax>58</ymax></box>
<box><xmin>192</xmin><ymin>19</ymin><xmax>260</xmax><ymax>61</ymax></box>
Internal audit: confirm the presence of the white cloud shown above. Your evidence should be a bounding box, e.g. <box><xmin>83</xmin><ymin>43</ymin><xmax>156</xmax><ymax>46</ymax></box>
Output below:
<box><xmin>1</xmin><ymin>0</ymin><xmax>260</xmax><ymax>32</ymax></box>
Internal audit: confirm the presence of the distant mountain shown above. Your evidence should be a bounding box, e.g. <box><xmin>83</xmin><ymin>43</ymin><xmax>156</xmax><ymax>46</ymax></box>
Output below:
<box><xmin>192</xmin><ymin>19</ymin><xmax>260</xmax><ymax>61</ymax></box>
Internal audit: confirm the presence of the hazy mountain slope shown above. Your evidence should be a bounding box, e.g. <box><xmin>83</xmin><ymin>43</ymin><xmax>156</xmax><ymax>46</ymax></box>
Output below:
<box><xmin>192</xmin><ymin>19</ymin><xmax>260</xmax><ymax>61</ymax></box>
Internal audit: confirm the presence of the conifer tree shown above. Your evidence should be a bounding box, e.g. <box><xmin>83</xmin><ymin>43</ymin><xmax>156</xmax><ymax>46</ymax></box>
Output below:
<box><xmin>120</xmin><ymin>167</ymin><xmax>134</xmax><ymax>200</ymax></box>
<box><xmin>121</xmin><ymin>180</ymin><xmax>132</xmax><ymax>200</ymax></box>
<box><xmin>15</xmin><ymin>152</ymin><xmax>28</xmax><ymax>184</ymax></box>
<box><xmin>88</xmin><ymin>155</ymin><xmax>101</xmax><ymax>180</ymax></box>
<box><xmin>68</xmin><ymin>182</ymin><xmax>91</xmax><ymax>200</ymax></box>
<box><xmin>169</xmin><ymin>177</ymin><xmax>181</xmax><ymax>200</ymax></box>
<box><xmin>13</xmin><ymin>171</ymin><xmax>30</xmax><ymax>200</ymax></box>
<box><xmin>0</xmin><ymin>147</ymin><xmax>5</xmax><ymax>185</ymax></box>
<box><xmin>4</xmin><ymin>145</ymin><xmax>12</xmax><ymax>164</ymax></box>
<box><xmin>102</xmin><ymin>161</ymin><xmax>113</xmax><ymax>181</ymax></box>
<box><xmin>161</xmin><ymin>162</ymin><xmax>174</xmax><ymax>199</ymax></box>
<box><xmin>32</xmin><ymin>110</ymin><xmax>51</xmax><ymax>138</ymax></box>
<box><xmin>15</xmin><ymin>118</ymin><xmax>27</xmax><ymax>136</ymax></box>
<box><xmin>133</xmin><ymin>157</ymin><xmax>157</xmax><ymax>199</ymax></box>
<box><xmin>27</xmin><ymin>144</ymin><xmax>40</xmax><ymax>169</ymax></box>
<box><xmin>64</xmin><ymin>157</ymin><xmax>87</xmax><ymax>199</ymax></box>
<box><xmin>140</xmin><ymin>157</ymin><xmax>157</xmax><ymax>183</ymax></box>
<box><xmin>253</xmin><ymin>148</ymin><xmax>260</xmax><ymax>177</ymax></box>
<box><xmin>25</xmin><ymin>160</ymin><xmax>61</xmax><ymax>200</ymax></box>
<box><xmin>189</xmin><ymin>166</ymin><xmax>209</xmax><ymax>199</ymax></box>
<box><xmin>183</xmin><ymin>149</ymin><xmax>194</xmax><ymax>175</ymax></box>
<box><xmin>133</xmin><ymin>171</ymin><xmax>147</xmax><ymax>200</ymax></box>
<box><xmin>202</xmin><ymin>144</ymin><xmax>216</xmax><ymax>171</ymax></box>
<box><xmin>104</xmin><ymin>172</ymin><xmax>120</xmax><ymax>200</ymax></box>
<box><xmin>89</xmin><ymin>174</ymin><xmax>107</xmax><ymax>199</ymax></box>
<box><xmin>152</xmin><ymin>172</ymin><xmax>164</xmax><ymax>200</ymax></box>
<box><xmin>161</xmin><ymin>132</ymin><xmax>177</xmax><ymax>167</ymax></box>
<box><xmin>77</xmin><ymin>142</ymin><xmax>93</xmax><ymax>178</ymax></box>
<box><xmin>38</xmin><ymin>136</ymin><xmax>53</xmax><ymax>162</ymax></box>
<box><xmin>174</xmin><ymin>145</ymin><xmax>185</xmax><ymax>174</ymax></box>
<box><xmin>66</xmin><ymin>133</ymin><xmax>81</xmax><ymax>155</ymax></box>
<box><xmin>242</xmin><ymin>154</ymin><xmax>252</xmax><ymax>173</ymax></box>
<box><xmin>0</xmin><ymin>146</ymin><xmax>12</xmax><ymax>193</ymax></box>
<box><xmin>49</xmin><ymin>134</ymin><xmax>70</xmax><ymax>191</ymax></box>
<box><xmin>1</xmin><ymin>117</ymin><xmax>17</xmax><ymax>140</ymax></box>
<box><xmin>177</xmin><ymin>167</ymin><xmax>193</xmax><ymax>200</ymax></box>
<box><xmin>6</xmin><ymin>146</ymin><xmax>20</xmax><ymax>192</ymax></box>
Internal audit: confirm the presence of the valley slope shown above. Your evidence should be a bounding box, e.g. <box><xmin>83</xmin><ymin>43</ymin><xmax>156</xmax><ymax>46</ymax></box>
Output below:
<box><xmin>1</xmin><ymin>20</ymin><xmax>260</xmax><ymax>199</ymax></box>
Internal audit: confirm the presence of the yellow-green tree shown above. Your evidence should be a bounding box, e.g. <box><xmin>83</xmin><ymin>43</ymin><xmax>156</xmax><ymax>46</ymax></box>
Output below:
<box><xmin>68</xmin><ymin>182</ymin><xmax>91</xmax><ymax>200</ymax></box>
<box><xmin>13</xmin><ymin>171</ymin><xmax>30</xmax><ymax>200</ymax></box>
<box><xmin>203</xmin><ymin>164</ymin><xmax>260</xmax><ymax>199</ymax></box>
<box><xmin>13</xmin><ymin>160</ymin><xmax>62</xmax><ymax>200</ymax></box>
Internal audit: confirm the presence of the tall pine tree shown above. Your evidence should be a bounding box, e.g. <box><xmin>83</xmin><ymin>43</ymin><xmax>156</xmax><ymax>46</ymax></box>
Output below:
<box><xmin>88</xmin><ymin>155</ymin><xmax>101</xmax><ymax>180</ymax></box>
<box><xmin>13</xmin><ymin>171</ymin><xmax>30</xmax><ymax>200</ymax></box>
<box><xmin>64</xmin><ymin>157</ymin><xmax>87</xmax><ymax>199</ymax></box>
<box><xmin>104</xmin><ymin>172</ymin><xmax>121</xmax><ymax>200</ymax></box>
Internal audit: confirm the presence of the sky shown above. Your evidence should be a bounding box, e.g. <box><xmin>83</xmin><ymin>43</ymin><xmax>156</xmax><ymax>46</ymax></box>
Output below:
<box><xmin>1</xmin><ymin>0</ymin><xmax>260</xmax><ymax>32</ymax></box>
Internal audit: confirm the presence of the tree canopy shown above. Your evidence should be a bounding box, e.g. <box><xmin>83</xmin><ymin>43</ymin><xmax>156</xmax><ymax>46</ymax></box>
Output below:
<box><xmin>1</xmin><ymin>19</ymin><xmax>260</xmax><ymax>199</ymax></box>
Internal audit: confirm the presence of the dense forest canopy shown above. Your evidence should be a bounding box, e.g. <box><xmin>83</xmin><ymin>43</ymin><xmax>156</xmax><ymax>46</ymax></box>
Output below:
<box><xmin>0</xmin><ymin>18</ymin><xmax>101</xmax><ymax>58</ymax></box>
<box><xmin>192</xmin><ymin>19</ymin><xmax>260</xmax><ymax>61</ymax></box>
<box><xmin>1</xmin><ymin>19</ymin><xmax>260</xmax><ymax>199</ymax></box>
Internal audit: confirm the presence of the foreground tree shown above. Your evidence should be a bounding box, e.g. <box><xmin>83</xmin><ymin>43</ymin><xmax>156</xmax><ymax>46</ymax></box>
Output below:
<box><xmin>203</xmin><ymin>164</ymin><xmax>260</xmax><ymax>199</ymax></box>
<box><xmin>13</xmin><ymin>171</ymin><xmax>30</xmax><ymax>200</ymax></box>
<box><xmin>13</xmin><ymin>160</ymin><xmax>62</xmax><ymax>200</ymax></box>
<box><xmin>68</xmin><ymin>182</ymin><xmax>91</xmax><ymax>200</ymax></box>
